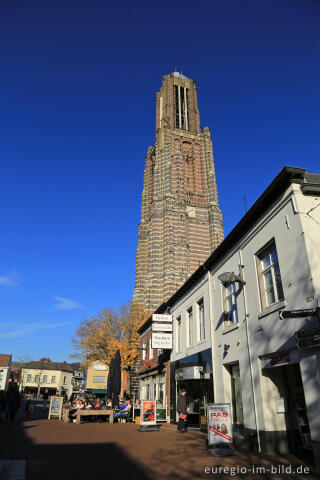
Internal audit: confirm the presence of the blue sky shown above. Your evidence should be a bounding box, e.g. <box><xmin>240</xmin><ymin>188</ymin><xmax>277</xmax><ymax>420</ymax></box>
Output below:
<box><xmin>0</xmin><ymin>0</ymin><xmax>319</xmax><ymax>361</ymax></box>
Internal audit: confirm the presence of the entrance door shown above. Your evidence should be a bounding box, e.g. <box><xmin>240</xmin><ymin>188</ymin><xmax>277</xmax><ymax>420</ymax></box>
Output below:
<box><xmin>230</xmin><ymin>364</ymin><xmax>244</xmax><ymax>433</ymax></box>
<box><xmin>284</xmin><ymin>364</ymin><xmax>311</xmax><ymax>450</ymax></box>
<box><xmin>177</xmin><ymin>379</ymin><xmax>212</xmax><ymax>428</ymax></box>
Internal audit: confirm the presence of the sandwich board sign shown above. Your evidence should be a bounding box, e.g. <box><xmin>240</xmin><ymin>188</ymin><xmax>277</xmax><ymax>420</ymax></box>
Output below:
<box><xmin>140</xmin><ymin>400</ymin><xmax>157</xmax><ymax>426</ymax></box>
<box><xmin>48</xmin><ymin>396</ymin><xmax>63</xmax><ymax>420</ymax></box>
<box><xmin>207</xmin><ymin>403</ymin><xmax>233</xmax><ymax>446</ymax></box>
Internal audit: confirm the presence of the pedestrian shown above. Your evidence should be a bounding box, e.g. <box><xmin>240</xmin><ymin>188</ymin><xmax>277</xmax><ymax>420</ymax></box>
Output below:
<box><xmin>25</xmin><ymin>399</ymin><xmax>33</xmax><ymax>420</ymax></box>
<box><xmin>7</xmin><ymin>386</ymin><xmax>21</xmax><ymax>422</ymax></box>
<box><xmin>43</xmin><ymin>389</ymin><xmax>49</xmax><ymax>401</ymax></box>
<box><xmin>176</xmin><ymin>388</ymin><xmax>187</xmax><ymax>433</ymax></box>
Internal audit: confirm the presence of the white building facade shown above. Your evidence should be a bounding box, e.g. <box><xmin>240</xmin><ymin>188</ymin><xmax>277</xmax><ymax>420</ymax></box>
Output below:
<box><xmin>165</xmin><ymin>167</ymin><xmax>320</xmax><ymax>468</ymax></box>
<box><xmin>0</xmin><ymin>354</ymin><xmax>12</xmax><ymax>391</ymax></box>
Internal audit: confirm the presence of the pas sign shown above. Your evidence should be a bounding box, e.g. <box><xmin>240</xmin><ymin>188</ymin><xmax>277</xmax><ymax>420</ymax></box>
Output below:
<box><xmin>207</xmin><ymin>403</ymin><xmax>233</xmax><ymax>446</ymax></box>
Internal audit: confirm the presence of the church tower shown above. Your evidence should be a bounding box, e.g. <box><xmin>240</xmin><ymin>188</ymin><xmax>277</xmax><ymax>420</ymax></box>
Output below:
<box><xmin>134</xmin><ymin>72</ymin><xmax>224</xmax><ymax>310</ymax></box>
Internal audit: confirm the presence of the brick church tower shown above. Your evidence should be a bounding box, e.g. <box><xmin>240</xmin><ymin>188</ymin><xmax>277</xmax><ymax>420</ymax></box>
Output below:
<box><xmin>133</xmin><ymin>72</ymin><xmax>224</xmax><ymax>310</ymax></box>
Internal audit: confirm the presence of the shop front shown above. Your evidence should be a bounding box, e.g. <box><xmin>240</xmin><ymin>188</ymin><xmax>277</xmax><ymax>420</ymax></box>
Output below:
<box><xmin>139</xmin><ymin>370</ymin><xmax>168</xmax><ymax>422</ymax></box>
<box><xmin>170</xmin><ymin>348</ymin><xmax>213</xmax><ymax>431</ymax></box>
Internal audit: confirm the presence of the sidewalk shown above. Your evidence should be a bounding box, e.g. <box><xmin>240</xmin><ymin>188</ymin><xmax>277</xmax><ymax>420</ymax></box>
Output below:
<box><xmin>0</xmin><ymin>415</ymin><xmax>318</xmax><ymax>480</ymax></box>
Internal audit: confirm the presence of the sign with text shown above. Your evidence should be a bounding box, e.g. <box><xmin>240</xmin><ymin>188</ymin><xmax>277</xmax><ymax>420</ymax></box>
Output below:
<box><xmin>48</xmin><ymin>396</ymin><xmax>63</xmax><ymax>420</ymax></box>
<box><xmin>152</xmin><ymin>322</ymin><xmax>173</xmax><ymax>332</ymax></box>
<box><xmin>207</xmin><ymin>403</ymin><xmax>233</xmax><ymax>446</ymax></box>
<box><xmin>152</xmin><ymin>314</ymin><xmax>172</xmax><ymax>323</ymax></box>
<box><xmin>279</xmin><ymin>308</ymin><xmax>319</xmax><ymax>320</ymax></box>
<box><xmin>151</xmin><ymin>332</ymin><xmax>172</xmax><ymax>349</ymax></box>
<box><xmin>141</xmin><ymin>400</ymin><xmax>156</xmax><ymax>426</ymax></box>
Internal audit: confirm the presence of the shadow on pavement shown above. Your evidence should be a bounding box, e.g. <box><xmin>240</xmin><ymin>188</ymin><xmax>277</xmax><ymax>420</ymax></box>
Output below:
<box><xmin>0</xmin><ymin>401</ymin><xmax>152</xmax><ymax>480</ymax></box>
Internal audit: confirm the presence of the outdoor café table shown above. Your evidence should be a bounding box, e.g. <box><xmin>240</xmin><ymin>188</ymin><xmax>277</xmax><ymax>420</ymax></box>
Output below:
<box><xmin>76</xmin><ymin>408</ymin><xmax>114</xmax><ymax>424</ymax></box>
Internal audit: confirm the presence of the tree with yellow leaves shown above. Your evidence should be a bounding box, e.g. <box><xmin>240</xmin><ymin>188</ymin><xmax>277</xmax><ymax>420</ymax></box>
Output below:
<box><xmin>71</xmin><ymin>301</ymin><xmax>151</xmax><ymax>368</ymax></box>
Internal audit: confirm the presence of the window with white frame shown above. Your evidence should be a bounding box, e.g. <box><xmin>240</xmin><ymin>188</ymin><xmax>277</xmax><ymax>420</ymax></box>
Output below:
<box><xmin>51</xmin><ymin>376</ymin><xmax>56</xmax><ymax>384</ymax></box>
<box><xmin>149</xmin><ymin>337</ymin><xmax>153</xmax><ymax>359</ymax></box>
<box><xmin>158</xmin><ymin>383</ymin><xmax>165</xmax><ymax>406</ymax></box>
<box><xmin>142</xmin><ymin>342</ymin><xmax>147</xmax><ymax>361</ymax></box>
<box><xmin>224</xmin><ymin>282</ymin><xmax>238</xmax><ymax>327</ymax></box>
<box><xmin>176</xmin><ymin>316</ymin><xmax>181</xmax><ymax>351</ymax></box>
<box><xmin>187</xmin><ymin>307</ymin><xmax>193</xmax><ymax>346</ymax></box>
<box><xmin>27</xmin><ymin>374</ymin><xmax>32</xmax><ymax>383</ymax></box>
<box><xmin>63</xmin><ymin>376</ymin><xmax>67</xmax><ymax>385</ymax></box>
<box><xmin>43</xmin><ymin>375</ymin><xmax>48</xmax><ymax>383</ymax></box>
<box><xmin>0</xmin><ymin>374</ymin><xmax>3</xmax><ymax>382</ymax></box>
<box><xmin>197</xmin><ymin>299</ymin><xmax>205</xmax><ymax>340</ymax></box>
<box><xmin>153</xmin><ymin>383</ymin><xmax>157</xmax><ymax>400</ymax></box>
<box><xmin>257</xmin><ymin>242</ymin><xmax>284</xmax><ymax>309</ymax></box>
<box><xmin>35</xmin><ymin>375</ymin><xmax>40</xmax><ymax>384</ymax></box>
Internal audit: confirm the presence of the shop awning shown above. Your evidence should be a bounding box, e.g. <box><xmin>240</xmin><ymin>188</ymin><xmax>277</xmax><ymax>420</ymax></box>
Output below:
<box><xmin>92</xmin><ymin>389</ymin><xmax>108</xmax><ymax>394</ymax></box>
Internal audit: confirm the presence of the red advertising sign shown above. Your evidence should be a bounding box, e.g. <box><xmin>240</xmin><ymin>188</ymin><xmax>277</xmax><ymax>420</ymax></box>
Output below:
<box><xmin>140</xmin><ymin>400</ymin><xmax>157</xmax><ymax>426</ymax></box>
<box><xmin>207</xmin><ymin>404</ymin><xmax>233</xmax><ymax>446</ymax></box>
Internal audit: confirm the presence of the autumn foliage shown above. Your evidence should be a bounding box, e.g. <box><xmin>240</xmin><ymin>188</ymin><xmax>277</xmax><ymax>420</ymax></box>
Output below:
<box><xmin>72</xmin><ymin>301</ymin><xmax>151</xmax><ymax>368</ymax></box>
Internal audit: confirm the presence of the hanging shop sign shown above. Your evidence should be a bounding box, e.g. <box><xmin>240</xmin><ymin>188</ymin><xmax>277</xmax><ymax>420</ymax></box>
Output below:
<box><xmin>207</xmin><ymin>403</ymin><xmax>233</xmax><ymax>446</ymax></box>
<box><xmin>279</xmin><ymin>308</ymin><xmax>320</xmax><ymax>320</ymax></box>
<box><xmin>151</xmin><ymin>332</ymin><xmax>172</xmax><ymax>349</ymax></box>
<box><xmin>140</xmin><ymin>400</ymin><xmax>157</xmax><ymax>426</ymax></box>
<box><xmin>152</xmin><ymin>322</ymin><xmax>173</xmax><ymax>332</ymax></box>
<box><xmin>152</xmin><ymin>314</ymin><xmax>172</xmax><ymax>323</ymax></box>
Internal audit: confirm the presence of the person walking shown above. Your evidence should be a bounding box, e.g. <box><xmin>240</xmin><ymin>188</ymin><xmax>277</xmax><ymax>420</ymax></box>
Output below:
<box><xmin>7</xmin><ymin>386</ymin><xmax>21</xmax><ymax>422</ymax></box>
<box><xmin>176</xmin><ymin>388</ymin><xmax>187</xmax><ymax>433</ymax></box>
<box><xmin>25</xmin><ymin>399</ymin><xmax>33</xmax><ymax>420</ymax></box>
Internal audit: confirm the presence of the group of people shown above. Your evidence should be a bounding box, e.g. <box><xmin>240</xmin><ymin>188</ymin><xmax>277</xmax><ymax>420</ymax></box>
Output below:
<box><xmin>65</xmin><ymin>396</ymin><xmax>131</xmax><ymax>423</ymax></box>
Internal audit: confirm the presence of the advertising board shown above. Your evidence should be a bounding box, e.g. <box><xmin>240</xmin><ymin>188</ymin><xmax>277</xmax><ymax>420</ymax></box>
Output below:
<box><xmin>207</xmin><ymin>403</ymin><xmax>233</xmax><ymax>446</ymax></box>
<box><xmin>151</xmin><ymin>332</ymin><xmax>172</xmax><ymax>349</ymax></box>
<box><xmin>140</xmin><ymin>400</ymin><xmax>157</xmax><ymax>426</ymax></box>
<box><xmin>48</xmin><ymin>396</ymin><xmax>63</xmax><ymax>420</ymax></box>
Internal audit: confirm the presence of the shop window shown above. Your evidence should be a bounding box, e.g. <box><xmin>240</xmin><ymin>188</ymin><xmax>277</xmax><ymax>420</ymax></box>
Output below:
<box><xmin>158</xmin><ymin>383</ymin><xmax>165</xmax><ymax>406</ymax></box>
<box><xmin>153</xmin><ymin>383</ymin><xmax>157</xmax><ymax>400</ymax></box>
<box><xmin>223</xmin><ymin>282</ymin><xmax>238</xmax><ymax>327</ymax></box>
<box><xmin>256</xmin><ymin>241</ymin><xmax>284</xmax><ymax>309</ymax></box>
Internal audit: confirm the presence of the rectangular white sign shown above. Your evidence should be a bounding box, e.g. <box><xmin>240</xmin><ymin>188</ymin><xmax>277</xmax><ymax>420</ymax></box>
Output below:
<box><xmin>152</xmin><ymin>314</ymin><xmax>172</xmax><ymax>323</ymax></box>
<box><xmin>152</xmin><ymin>322</ymin><xmax>173</xmax><ymax>332</ymax></box>
<box><xmin>151</xmin><ymin>332</ymin><xmax>172</xmax><ymax>349</ymax></box>
<box><xmin>207</xmin><ymin>403</ymin><xmax>233</xmax><ymax>446</ymax></box>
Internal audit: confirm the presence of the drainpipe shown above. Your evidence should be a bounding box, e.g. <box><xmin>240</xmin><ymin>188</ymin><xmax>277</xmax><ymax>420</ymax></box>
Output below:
<box><xmin>207</xmin><ymin>268</ymin><xmax>218</xmax><ymax>401</ymax></box>
<box><xmin>239</xmin><ymin>249</ymin><xmax>261</xmax><ymax>452</ymax></box>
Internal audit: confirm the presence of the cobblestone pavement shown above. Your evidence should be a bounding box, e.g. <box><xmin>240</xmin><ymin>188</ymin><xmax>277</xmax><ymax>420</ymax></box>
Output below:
<box><xmin>1</xmin><ymin>407</ymin><xmax>319</xmax><ymax>480</ymax></box>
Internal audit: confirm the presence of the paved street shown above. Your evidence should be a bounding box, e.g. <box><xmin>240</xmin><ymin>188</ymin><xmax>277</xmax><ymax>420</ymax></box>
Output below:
<box><xmin>0</xmin><ymin>401</ymin><xmax>319</xmax><ymax>480</ymax></box>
